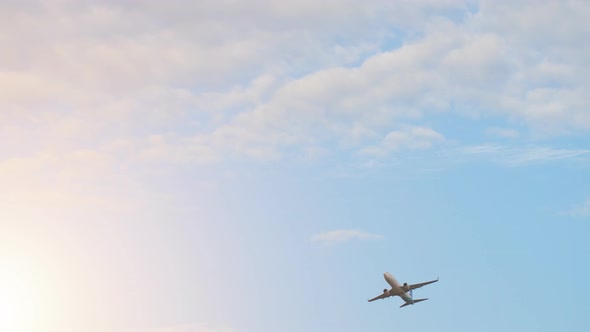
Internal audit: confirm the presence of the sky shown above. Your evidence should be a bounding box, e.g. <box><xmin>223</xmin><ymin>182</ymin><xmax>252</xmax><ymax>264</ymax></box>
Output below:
<box><xmin>1</xmin><ymin>0</ymin><xmax>589</xmax><ymax>331</ymax></box>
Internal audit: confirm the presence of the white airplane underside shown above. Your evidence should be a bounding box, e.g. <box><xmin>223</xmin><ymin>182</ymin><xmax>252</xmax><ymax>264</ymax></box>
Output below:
<box><xmin>368</xmin><ymin>272</ymin><xmax>438</xmax><ymax>308</ymax></box>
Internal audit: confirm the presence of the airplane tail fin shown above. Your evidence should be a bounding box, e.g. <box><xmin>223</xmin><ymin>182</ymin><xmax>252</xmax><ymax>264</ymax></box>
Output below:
<box><xmin>400</xmin><ymin>298</ymin><xmax>428</xmax><ymax>308</ymax></box>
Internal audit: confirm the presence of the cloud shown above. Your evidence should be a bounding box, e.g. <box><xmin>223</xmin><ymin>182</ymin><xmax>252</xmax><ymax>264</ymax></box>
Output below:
<box><xmin>360</xmin><ymin>127</ymin><xmax>445</xmax><ymax>157</ymax></box>
<box><xmin>563</xmin><ymin>198</ymin><xmax>590</xmax><ymax>218</ymax></box>
<box><xmin>461</xmin><ymin>144</ymin><xmax>590</xmax><ymax>165</ymax></box>
<box><xmin>137</xmin><ymin>135</ymin><xmax>221</xmax><ymax>164</ymax></box>
<box><xmin>1</xmin><ymin>0</ymin><xmax>590</xmax><ymax>169</ymax></box>
<box><xmin>182</xmin><ymin>1</ymin><xmax>589</xmax><ymax>162</ymax></box>
<box><xmin>311</xmin><ymin>230</ymin><xmax>383</xmax><ymax>244</ymax></box>
<box><xmin>486</xmin><ymin>127</ymin><xmax>520</xmax><ymax>139</ymax></box>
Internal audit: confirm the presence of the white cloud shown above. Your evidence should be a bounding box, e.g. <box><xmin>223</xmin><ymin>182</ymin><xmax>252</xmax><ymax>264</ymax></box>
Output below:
<box><xmin>187</xmin><ymin>1</ymin><xmax>589</xmax><ymax>161</ymax></box>
<box><xmin>1</xmin><ymin>0</ymin><xmax>590</xmax><ymax>168</ymax></box>
<box><xmin>382</xmin><ymin>127</ymin><xmax>445</xmax><ymax>151</ymax></box>
<box><xmin>441</xmin><ymin>32</ymin><xmax>513</xmax><ymax>87</ymax></box>
<box><xmin>509</xmin><ymin>147</ymin><xmax>590</xmax><ymax>165</ymax></box>
<box><xmin>360</xmin><ymin>127</ymin><xmax>445</xmax><ymax>158</ymax></box>
<box><xmin>137</xmin><ymin>135</ymin><xmax>221</xmax><ymax>164</ymax></box>
<box><xmin>461</xmin><ymin>144</ymin><xmax>590</xmax><ymax>165</ymax></box>
<box><xmin>311</xmin><ymin>229</ymin><xmax>383</xmax><ymax>244</ymax></box>
<box><xmin>564</xmin><ymin>198</ymin><xmax>590</xmax><ymax>218</ymax></box>
<box><xmin>486</xmin><ymin>127</ymin><xmax>520</xmax><ymax>139</ymax></box>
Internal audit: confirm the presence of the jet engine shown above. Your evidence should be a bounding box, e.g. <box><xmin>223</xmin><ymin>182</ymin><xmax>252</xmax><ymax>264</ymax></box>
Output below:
<box><xmin>402</xmin><ymin>282</ymin><xmax>410</xmax><ymax>292</ymax></box>
<box><xmin>383</xmin><ymin>289</ymin><xmax>388</xmax><ymax>293</ymax></box>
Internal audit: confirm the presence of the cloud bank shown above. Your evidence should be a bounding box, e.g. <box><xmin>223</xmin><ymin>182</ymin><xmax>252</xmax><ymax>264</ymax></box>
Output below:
<box><xmin>2</xmin><ymin>0</ymin><xmax>590</xmax><ymax>170</ymax></box>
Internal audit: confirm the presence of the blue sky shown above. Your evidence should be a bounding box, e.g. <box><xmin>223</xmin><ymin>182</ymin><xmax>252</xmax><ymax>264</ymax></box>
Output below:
<box><xmin>1</xmin><ymin>1</ymin><xmax>589</xmax><ymax>332</ymax></box>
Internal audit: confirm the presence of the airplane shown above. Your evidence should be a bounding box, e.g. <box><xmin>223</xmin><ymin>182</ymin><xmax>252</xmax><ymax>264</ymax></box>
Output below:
<box><xmin>368</xmin><ymin>272</ymin><xmax>438</xmax><ymax>308</ymax></box>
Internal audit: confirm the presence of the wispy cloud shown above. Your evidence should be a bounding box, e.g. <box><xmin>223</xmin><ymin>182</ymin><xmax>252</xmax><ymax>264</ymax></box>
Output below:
<box><xmin>461</xmin><ymin>144</ymin><xmax>590</xmax><ymax>165</ymax></box>
<box><xmin>311</xmin><ymin>229</ymin><xmax>383</xmax><ymax>244</ymax></box>
<box><xmin>486</xmin><ymin>127</ymin><xmax>520</xmax><ymax>139</ymax></box>
<box><xmin>510</xmin><ymin>147</ymin><xmax>590</xmax><ymax>164</ymax></box>
<box><xmin>562</xmin><ymin>198</ymin><xmax>590</xmax><ymax>218</ymax></box>
<box><xmin>360</xmin><ymin>126</ymin><xmax>445</xmax><ymax>158</ymax></box>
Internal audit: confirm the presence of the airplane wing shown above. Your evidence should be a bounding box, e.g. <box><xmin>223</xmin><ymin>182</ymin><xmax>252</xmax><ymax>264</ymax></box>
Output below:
<box><xmin>409</xmin><ymin>277</ymin><xmax>439</xmax><ymax>290</ymax></box>
<box><xmin>368</xmin><ymin>292</ymin><xmax>391</xmax><ymax>302</ymax></box>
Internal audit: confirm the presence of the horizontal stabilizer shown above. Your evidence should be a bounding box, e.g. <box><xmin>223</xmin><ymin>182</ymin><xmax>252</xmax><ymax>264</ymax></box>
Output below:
<box><xmin>400</xmin><ymin>298</ymin><xmax>428</xmax><ymax>308</ymax></box>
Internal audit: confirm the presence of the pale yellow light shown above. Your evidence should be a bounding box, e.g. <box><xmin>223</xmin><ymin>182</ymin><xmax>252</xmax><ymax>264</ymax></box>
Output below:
<box><xmin>0</xmin><ymin>264</ymin><xmax>40</xmax><ymax>332</ymax></box>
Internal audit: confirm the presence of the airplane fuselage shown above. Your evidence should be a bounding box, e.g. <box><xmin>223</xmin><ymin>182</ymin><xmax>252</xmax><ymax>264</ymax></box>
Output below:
<box><xmin>368</xmin><ymin>272</ymin><xmax>437</xmax><ymax>307</ymax></box>
<box><xmin>383</xmin><ymin>272</ymin><xmax>414</xmax><ymax>304</ymax></box>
